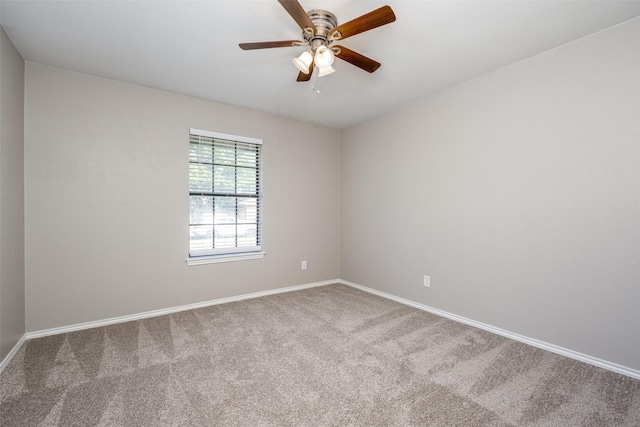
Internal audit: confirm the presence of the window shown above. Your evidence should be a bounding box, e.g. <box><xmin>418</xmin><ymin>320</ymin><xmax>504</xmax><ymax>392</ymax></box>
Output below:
<box><xmin>188</xmin><ymin>129</ymin><xmax>262</xmax><ymax>261</ymax></box>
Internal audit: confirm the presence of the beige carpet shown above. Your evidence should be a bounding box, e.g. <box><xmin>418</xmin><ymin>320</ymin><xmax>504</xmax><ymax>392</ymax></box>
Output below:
<box><xmin>1</xmin><ymin>284</ymin><xmax>639</xmax><ymax>426</ymax></box>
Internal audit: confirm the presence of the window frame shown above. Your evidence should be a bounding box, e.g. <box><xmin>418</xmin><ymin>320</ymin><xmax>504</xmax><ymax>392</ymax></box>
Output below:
<box><xmin>187</xmin><ymin>128</ymin><xmax>264</xmax><ymax>265</ymax></box>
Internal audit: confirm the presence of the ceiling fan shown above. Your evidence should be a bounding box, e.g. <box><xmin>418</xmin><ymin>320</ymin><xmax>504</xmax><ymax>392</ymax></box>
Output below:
<box><xmin>239</xmin><ymin>0</ymin><xmax>396</xmax><ymax>82</ymax></box>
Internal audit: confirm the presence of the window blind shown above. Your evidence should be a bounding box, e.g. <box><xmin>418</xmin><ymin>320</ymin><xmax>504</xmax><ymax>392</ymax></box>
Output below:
<box><xmin>189</xmin><ymin>129</ymin><xmax>262</xmax><ymax>257</ymax></box>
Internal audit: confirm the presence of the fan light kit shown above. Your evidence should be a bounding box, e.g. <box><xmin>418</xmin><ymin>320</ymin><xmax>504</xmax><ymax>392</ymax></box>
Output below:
<box><xmin>239</xmin><ymin>0</ymin><xmax>396</xmax><ymax>82</ymax></box>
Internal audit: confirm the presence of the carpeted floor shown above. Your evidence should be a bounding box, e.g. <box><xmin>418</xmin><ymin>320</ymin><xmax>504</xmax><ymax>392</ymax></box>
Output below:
<box><xmin>1</xmin><ymin>284</ymin><xmax>639</xmax><ymax>426</ymax></box>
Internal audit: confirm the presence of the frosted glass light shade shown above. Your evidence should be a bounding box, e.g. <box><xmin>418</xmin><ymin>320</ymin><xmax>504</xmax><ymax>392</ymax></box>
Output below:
<box><xmin>314</xmin><ymin>46</ymin><xmax>334</xmax><ymax>68</ymax></box>
<box><xmin>293</xmin><ymin>51</ymin><xmax>313</xmax><ymax>74</ymax></box>
<box><xmin>317</xmin><ymin>65</ymin><xmax>335</xmax><ymax>77</ymax></box>
<box><xmin>315</xmin><ymin>46</ymin><xmax>335</xmax><ymax>77</ymax></box>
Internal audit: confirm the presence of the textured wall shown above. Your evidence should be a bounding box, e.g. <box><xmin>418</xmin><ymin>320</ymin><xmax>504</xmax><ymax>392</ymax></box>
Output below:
<box><xmin>0</xmin><ymin>26</ymin><xmax>25</xmax><ymax>360</ymax></box>
<box><xmin>341</xmin><ymin>19</ymin><xmax>640</xmax><ymax>370</ymax></box>
<box><xmin>25</xmin><ymin>64</ymin><xmax>340</xmax><ymax>331</ymax></box>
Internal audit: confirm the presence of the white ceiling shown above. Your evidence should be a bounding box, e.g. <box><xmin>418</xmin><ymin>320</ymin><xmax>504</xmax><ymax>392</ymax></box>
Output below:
<box><xmin>2</xmin><ymin>1</ymin><xmax>639</xmax><ymax>129</ymax></box>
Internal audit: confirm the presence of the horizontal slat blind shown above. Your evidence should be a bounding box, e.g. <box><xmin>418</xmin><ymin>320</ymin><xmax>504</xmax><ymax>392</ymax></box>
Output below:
<box><xmin>189</xmin><ymin>129</ymin><xmax>262</xmax><ymax>257</ymax></box>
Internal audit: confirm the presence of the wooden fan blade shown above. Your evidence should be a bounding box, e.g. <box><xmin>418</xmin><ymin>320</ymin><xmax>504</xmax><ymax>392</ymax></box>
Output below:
<box><xmin>296</xmin><ymin>61</ymin><xmax>314</xmax><ymax>82</ymax></box>
<box><xmin>239</xmin><ymin>40</ymin><xmax>300</xmax><ymax>50</ymax></box>
<box><xmin>329</xmin><ymin>5</ymin><xmax>396</xmax><ymax>41</ymax></box>
<box><xmin>278</xmin><ymin>0</ymin><xmax>316</xmax><ymax>32</ymax></box>
<box><xmin>334</xmin><ymin>45</ymin><xmax>381</xmax><ymax>73</ymax></box>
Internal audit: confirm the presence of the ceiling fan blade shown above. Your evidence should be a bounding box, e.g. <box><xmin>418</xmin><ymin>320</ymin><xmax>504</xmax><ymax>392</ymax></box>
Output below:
<box><xmin>297</xmin><ymin>62</ymin><xmax>314</xmax><ymax>82</ymax></box>
<box><xmin>278</xmin><ymin>0</ymin><xmax>316</xmax><ymax>33</ymax></box>
<box><xmin>329</xmin><ymin>5</ymin><xmax>396</xmax><ymax>41</ymax></box>
<box><xmin>334</xmin><ymin>46</ymin><xmax>381</xmax><ymax>73</ymax></box>
<box><xmin>239</xmin><ymin>40</ymin><xmax>300</xmax><ymax>50</ymax></box>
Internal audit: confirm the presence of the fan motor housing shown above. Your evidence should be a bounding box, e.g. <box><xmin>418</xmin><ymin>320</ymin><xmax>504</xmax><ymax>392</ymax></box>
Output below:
<box><xmin>304</xmin><ymin>9</ymin><xmax>337</xmax><ymax>49</ymax></box>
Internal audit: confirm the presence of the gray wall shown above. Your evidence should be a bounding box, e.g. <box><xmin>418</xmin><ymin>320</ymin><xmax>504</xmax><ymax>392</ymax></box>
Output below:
<box><xmin>0</xmin><ymin>26</ymin><xmax>25</xmax><ymax>361</ymax></box>
<box><xmin>25</xmin><ymin>64</ymin><xmax>340</xmax><ymax>332</ymax></box>
<box><xmin>341</xmin><ymin>19</ymin><xmax>640</xmax><ymax>371</ymax></box>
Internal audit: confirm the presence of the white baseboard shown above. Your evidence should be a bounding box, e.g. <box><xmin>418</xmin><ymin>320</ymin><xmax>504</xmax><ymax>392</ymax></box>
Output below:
<box><xmin>339</xmin><ymin>279</ymin><xmax>640</xmax><ymax>380</ymax></box>
<box><xmin>9</xmin><ymin>278</ymin><xmax>639</xmax><ymax>381</ymax></box>
<box><xmin>0</xmin><ymin>334</ymin><xmax>27</xmax><ymax>375</ymax></box>
<box><xmin>25</xmin><ymin>279</ymin><xmax>339</xmax><ymax>340</ymax></box>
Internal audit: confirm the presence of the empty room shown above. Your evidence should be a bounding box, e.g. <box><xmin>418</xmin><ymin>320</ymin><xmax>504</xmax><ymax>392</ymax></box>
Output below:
<box><xmin>1</xmin><ymin>1</ymin><xmax>639</xmax><ymax>425</ymax></box>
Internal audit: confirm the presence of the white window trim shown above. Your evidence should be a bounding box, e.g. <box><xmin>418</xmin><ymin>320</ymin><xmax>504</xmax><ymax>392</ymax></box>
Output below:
<box><xmin>190</xmin><ymin>128</ymin><xmax>262</xmax><ymax>146</ymax></box>
<box><xmin>186</xmin><ymin>251</ymin><xmax>266</xmax><ymax>266</ymax></box>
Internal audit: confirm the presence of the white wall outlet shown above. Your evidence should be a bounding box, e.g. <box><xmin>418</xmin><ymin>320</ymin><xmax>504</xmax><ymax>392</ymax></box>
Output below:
<box><xmin>423</xmin><ymin>275</ymin><xmax>431</xmax><ymax>287</ymax></box>
<box><xmin>301</xmin><ymin>260</ymin><xmax>307</xmax><ymax>270</ymax></box>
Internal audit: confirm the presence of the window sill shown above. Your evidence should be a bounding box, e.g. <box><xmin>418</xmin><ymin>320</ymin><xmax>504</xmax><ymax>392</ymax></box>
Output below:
<box><xmin>186</xmin><ymin>251</ymin><xmax>266</xmax><ymax>266</ymax></box>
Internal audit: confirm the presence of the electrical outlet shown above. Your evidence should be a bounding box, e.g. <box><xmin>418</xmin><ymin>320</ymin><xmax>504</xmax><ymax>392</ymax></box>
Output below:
<box><xmin>423</xmin><ymin>275</ymin><xmax>430</xmax><ymax>288</ymax></box>
<box><xmin>301</xmin><ymin>260</ymin><xmax>307</xmax><ymax>270</ymax></box>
